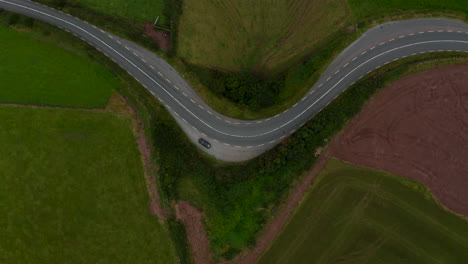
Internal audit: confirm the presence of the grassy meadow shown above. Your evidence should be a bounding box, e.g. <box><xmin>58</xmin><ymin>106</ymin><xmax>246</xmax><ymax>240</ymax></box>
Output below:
<box><xmin>177</xmin><ymin>0</ymin><xmax>350</xmax><ymax>74</ymax></box>
<box><xmin>258</xmin><ymin>158</ymin><xmax>468</xmax><ymax>264</ymax></box>
<box><xmin>0</xmin><ymin>26</ymin><xmax>114</xmax><ymax>108</ymax></box>
<box><xmin>0</xmin><ymin>106</ymin><xmax>177</xmax><ymax>264</ymax></box>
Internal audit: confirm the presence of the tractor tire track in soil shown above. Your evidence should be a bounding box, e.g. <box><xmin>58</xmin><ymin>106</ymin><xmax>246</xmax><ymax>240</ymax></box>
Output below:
<box><xmin>330</xmin><ymin>64</ymin><xmax>468</xmax><ymax>217</ymax></box>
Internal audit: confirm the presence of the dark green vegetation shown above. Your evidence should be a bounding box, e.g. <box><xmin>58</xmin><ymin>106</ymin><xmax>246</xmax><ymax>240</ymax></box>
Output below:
<box><xmin>0</xmin><ymin>106</ymin><xmax>177</xmax><ymax>264</ymax></box>
<box><xmin>0</xmin><ymin>17</ymin><xmax>178</xmax><ymax>263</ymax></box>
<box><xmin>0</xmin><ymin>26</ymin><xmax>114</xmax><ymax>108</ymax></box>
<box><xmin>258</xmin><ymin>158</ymin><xmax>468</xmax><ymax>264</ymax></box>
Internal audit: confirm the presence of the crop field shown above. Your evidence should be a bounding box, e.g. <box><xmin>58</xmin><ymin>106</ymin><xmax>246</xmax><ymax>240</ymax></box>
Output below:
<box><xmin>0</xmin><ymin>26</ymin><xmax>114</xmax><ymax>108</ymax></box>
<box><xmin>177</xmin><ymin>0</ymin><xmax>350</xmax><ymax>75</ymax></box>
<box><xmin>258</xmin><ymin>158</ymin><xmax>468</xmax><ymax>264</ymax></box>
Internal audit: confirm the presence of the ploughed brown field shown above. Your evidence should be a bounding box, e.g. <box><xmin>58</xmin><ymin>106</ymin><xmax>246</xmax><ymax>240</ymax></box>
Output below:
<box><xmin>330</xmin><ymin>64</ymin><xmax>468</xmax><ymax>217</ymax></box>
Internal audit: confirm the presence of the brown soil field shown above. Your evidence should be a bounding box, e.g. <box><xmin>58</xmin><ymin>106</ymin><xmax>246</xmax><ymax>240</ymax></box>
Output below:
<box><xmin>330</xmin><ymin>64</ymin><xmax>468</xmax><ymax>217</ymax></box>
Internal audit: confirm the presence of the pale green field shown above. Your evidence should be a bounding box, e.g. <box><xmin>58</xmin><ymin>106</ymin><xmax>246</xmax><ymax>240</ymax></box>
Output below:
<box><xmin>258</xmin><ymin>158</ymin><xmax>468</xmax><ymax>264</ymax></box>
<box><xmin>177</xmin><ymin>0</ymin><xmax>350</xmax><ymax>74</ymax></box>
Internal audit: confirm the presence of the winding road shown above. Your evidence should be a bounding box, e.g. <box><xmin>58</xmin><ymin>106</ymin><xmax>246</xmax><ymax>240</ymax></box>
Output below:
<box><xmin>2</xmin><ymin>0</ymin><xmax>468</xmax><ymax>161</ymax></box>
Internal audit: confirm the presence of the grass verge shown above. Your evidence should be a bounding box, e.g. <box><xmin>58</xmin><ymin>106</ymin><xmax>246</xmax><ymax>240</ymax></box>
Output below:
<box><xmin>258</xmin><ymin>158</ymin><xmax>468</xmax><ymax>264</ymax></box>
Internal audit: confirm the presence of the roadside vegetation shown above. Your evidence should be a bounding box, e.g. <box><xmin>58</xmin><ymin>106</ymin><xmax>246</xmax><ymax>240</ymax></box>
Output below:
<box><xmin>0</xmin><ymin>15</ymin><xmax>179</xmax><ymax>263</ymax></box>
<box><xmin>258</xmin><ymin>158</ymin><xmax>468</xmax><ymax>264</ymax></box>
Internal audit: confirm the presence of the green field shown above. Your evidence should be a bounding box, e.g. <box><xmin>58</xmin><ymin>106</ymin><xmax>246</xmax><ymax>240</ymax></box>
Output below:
<box><xmin>0</xmin><ymin>26</ymin><xmax>115</xmax><ymax>108</ymax></box>
<box><xmin>258</xmin><ymin>158</ymin><xmax>468</xmax><ymax>264</ymax></box>
<box><xmin>0</xmin><ymin>106</ymin><xmax>177</xmax><ymax>263</ymax></box>
<box><xmin>177</xmin><ymin>0</ymin><xmax>350</xmax><ymax>74</ymax></box>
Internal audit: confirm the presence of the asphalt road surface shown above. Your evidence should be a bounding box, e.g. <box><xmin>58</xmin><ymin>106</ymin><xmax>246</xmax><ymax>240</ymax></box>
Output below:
<box><xmin>2</xmin><ymin>0</ymin><xmax>468</xmax><ymax>161</ymax></box>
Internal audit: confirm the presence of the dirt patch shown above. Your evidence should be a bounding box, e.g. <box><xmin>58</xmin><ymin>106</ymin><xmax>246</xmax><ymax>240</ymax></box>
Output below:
<box><xmin>228</xmin><ymin>153</ymin><xmax>330</xmax><ymax>264</ymax></box>
<box><xmin>114</xmin><ymin>91</ymin><xmax>166</xmax><ymax>220</ymax></box>
<box><xmin>330</xmin><ymin>64</ymin><xmax>468</xmax><ymax>217</ymax></box>
<box><xmin>143</xmin><ymin>23</ymin><xmax>170</xmax><ymax>51</ymax></box>
<box><xmin>176</xmin><ymin>201</ymin><xmax>211</xmax><ymax>264</ymax></box>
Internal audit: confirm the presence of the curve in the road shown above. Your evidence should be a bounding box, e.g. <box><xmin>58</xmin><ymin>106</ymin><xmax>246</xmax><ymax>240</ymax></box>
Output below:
<box><xmin>2</xmin><ymin>0</ymin><xmax>468</xmax><ymax>161</ymax></box>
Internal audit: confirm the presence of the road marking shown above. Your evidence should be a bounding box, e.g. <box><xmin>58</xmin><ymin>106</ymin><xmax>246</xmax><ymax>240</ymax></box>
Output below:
<box><xmin>408</xmin><ymin>33</ymin><xmax>414</xmax><ymax>36</ymax></box>
<box><xmin>352</xmin><ymin>57</ymin><xmax>357</xmax><ymax>61</ymax></box>
<box><xmin>157</xmin><ymin>72</ymin><xmax>163</xmax><ymax>76</ymax></box>
<box><xmin>133</xmin><ymin>52</ymin><xmax>138</xmax><ymax>56</ymax></box>
<box><xmin>190</xmin><ymin>99</ymin><xmax>196</xmax><ymax>104</ymax></box>
<box><xmin>318</xmin><ymin>84</ymin><xmax>323</xmax><ymax>88</ymax></box>
<box><xmin>125</xmin><ymin>46</ymin><xmax>130</xmax><ymax>50</ymax></box>
<box><xmin>378</xmin><ymin>42</ymin><xmax>385</xmax><ymax>46</ymax></box>
<box><xmin>343</xmin><ymin>62</ymin><xmax>349</xmax><ymax>67</ymax></box>
<box><xmin>335</xmin><ymin>69</ymin><xmax>340</xmax><ymax>74</ymax></box>
<box><xmin>326</xmin><ymin>77</ymin><xmax>331</xmax><ymax>81</ymax></box>
<box><xmin>399</xmin><ymin>35</ymin><xmax>405</xmax><ymax>38</ymax></box>
<box><xmin>150</xmin><ymin>65</ymin><xmax>155</xmax><ymax>69</ymax></box>
<box><xmin>256</xmin><ymin>120</ymin><xmax>263</xmax><ymax>124</ymax></box>
<box><xmin>141</xmin><ymin>58</ymin><xmax>146</xmax><ymax>63</ymax></box>
<box><xmin>418</xmin><ymin>31</ymin><xmax>425</xmax><ymax>34</ymax></box>
<box><xmin>361</xmin><ymin>51</ymin><xmax>367</xmax><ymax>55</ymax></box>
<box><xmin>174</xmin><ymin>85</ymin><xmax>179</xmax><ymax>90</ymax></box>
<box><xmin>182</xmin><ymin>92</ymin><xmax>187</xmax><ymax>97</ymax></box>
<box><xmin>389</xmin><ymin>38</ymin><xmax>395</xmax><ymax>42</ymax></box>
<box><xmin>166</xmin><ymin>78</ymin><xmax>171</xmax><ymax>83</ymax></box>
<box><xmin>207</xmin><ymin>111</ymin><xmax>213</xmax><ymax>115</ymax></box>
<box><xmin>117</xmin><ymin>40</ymin><xmax>121</xmax><ymax>44</ymax></box>
<box><xmin>198</xmin><ymin>105</ymin><xmax>205</xmax><ymax>110</ymax></box>
<box><xmin>108</xmin><ymin>34</ymin><xmax>113</xmax><ymax>39</ymax></box>
<box><xmin>8</xmin><ymin>1</ymin><xmax>468</xmax><ymax>140</ymax></box>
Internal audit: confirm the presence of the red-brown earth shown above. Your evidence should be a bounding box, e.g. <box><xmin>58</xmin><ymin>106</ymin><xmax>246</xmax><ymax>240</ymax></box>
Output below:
<box><xmin>330</xmin><ymin>64</ymin><xmax>468</xmax><ymax>217</ymax></box>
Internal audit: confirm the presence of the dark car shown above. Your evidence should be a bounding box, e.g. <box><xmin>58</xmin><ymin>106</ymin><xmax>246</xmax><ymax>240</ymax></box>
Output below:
<box><xmin>198</xmin><ymin>138</ymin><xmax>211</xmax><ymax>149</ymax></box>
